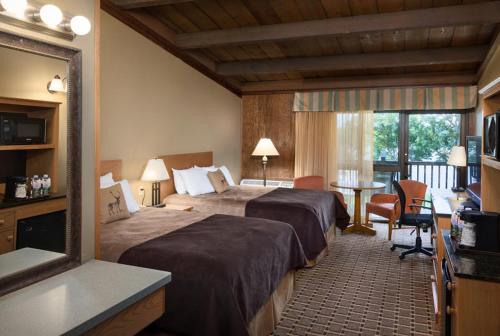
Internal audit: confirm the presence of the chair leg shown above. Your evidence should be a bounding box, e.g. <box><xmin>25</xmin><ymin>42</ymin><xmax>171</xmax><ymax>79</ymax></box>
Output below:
<box><xmin>365</xmin><ymin>212</ymin><xmax>370</xmax><ymax>227</ymax></box>
<box><xmin>388</xmin><ymin>220</ymin><xmax>393</xmax><ymax>241</ymax></box>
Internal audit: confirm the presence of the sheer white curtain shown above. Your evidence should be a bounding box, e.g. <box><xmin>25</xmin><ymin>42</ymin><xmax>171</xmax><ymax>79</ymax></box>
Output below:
<box><xmin>295</xmin><ymin>110</ymin><xmax>375</xmax><ymax>216</ymax></box>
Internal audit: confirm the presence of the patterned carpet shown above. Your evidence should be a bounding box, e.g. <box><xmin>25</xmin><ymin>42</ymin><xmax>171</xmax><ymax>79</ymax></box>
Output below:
<box><xmin>273</xmin><ymin>224</ymin><xmax>439</xmax><ymax>336</ymax></box>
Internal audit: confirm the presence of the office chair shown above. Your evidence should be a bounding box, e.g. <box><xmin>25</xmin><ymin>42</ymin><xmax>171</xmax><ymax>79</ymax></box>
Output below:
<box><xmin>390</xmin><ymin>180</ymin><xmax>434</xmax><ymax>260</ymax></box>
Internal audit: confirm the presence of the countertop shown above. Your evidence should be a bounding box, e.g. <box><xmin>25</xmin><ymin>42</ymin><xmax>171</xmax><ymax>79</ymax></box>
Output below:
<box><xmin>443</xmin><ymin>230</ymin><xmax>500</xmax><ymax>283</ymax></box>
<box><xmin>0</xmin><ymin>248</ymin><xmax>65</xmax><ymax>279</ymax></box>
<box><xmin>0</xmin><ymin>192</ymin><xmax>66</xmax><ymax>210</ymax></box>
<box><xmin>0</xmin><ymin>260</ymin><xmax>171</xmax><ymax>336</ymax></box>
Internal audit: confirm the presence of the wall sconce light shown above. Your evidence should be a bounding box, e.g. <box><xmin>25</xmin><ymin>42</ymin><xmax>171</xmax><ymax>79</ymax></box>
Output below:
<box><xmin>0</xmin><ymin>1</ymin><xmax>91</xmax><ymax>41</ymax></box>
<box><xmin>47</xmin><ymin>75</ymin><xmax>66</xmax><ymax>94</ymax></box>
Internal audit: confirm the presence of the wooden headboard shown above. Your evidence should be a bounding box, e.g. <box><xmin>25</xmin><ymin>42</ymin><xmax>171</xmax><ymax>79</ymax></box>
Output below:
<box><xmin>100</xmin><ymin>160</ymin><xmax>122</xmax><ymax>181</ymax></box>
<box><xmin>159</xmin><ymin>151</ymin><xmax>213</xmax><ymax>200</ymax></box>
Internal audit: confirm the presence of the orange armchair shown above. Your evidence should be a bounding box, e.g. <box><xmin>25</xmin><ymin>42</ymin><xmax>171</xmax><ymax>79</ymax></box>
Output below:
<box><xmin>366</xmin><ymin>192</ymin><xmax>400</xmax><ymax>240</ymax></box>
<box><xmin>293</xmin><ymin>176</ymin><xmax>324</xmax><ymax>190</ymax></box>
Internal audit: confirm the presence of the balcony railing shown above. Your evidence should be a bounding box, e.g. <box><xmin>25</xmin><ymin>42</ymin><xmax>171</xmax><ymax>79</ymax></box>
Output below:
<box><xmin>408</xmin><ymin>161</ymin><xmax>456</xmax><ymax>189</ymax></box>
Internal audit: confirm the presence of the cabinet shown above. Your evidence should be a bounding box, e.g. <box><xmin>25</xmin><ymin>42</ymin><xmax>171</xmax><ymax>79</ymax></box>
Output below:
<box><xmin>0</xmin><ymin>196</ymin><xmax>66</xmax><ymax>255</ymax></box>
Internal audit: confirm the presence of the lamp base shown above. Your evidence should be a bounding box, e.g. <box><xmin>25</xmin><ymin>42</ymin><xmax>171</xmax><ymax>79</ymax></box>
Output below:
<box><xmin>151</xmin><ymin>181</ymin><xmax>161</xmax><ymax>206</ymax></box>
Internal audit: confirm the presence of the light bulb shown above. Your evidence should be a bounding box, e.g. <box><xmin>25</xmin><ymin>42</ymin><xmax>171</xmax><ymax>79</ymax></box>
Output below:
<box><xmin>40</xmin><ymin>4</ymin><xmax>63</xmax><ymax>27</ymax></box>
<box><xmin>1</xmin><ymin>0</ymin><xmax>27</xmax><ymax>17</ymax></box>
<box><xmin>70</xmin><ymin>16</ymin><xmax>91</xmax><ymax>36</ymax></box>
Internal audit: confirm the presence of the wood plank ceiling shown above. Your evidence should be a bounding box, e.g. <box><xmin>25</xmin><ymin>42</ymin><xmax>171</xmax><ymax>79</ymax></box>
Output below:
<box><xmin>103</xmin><ymin>0</ymin><xmax>500</xmax><ymax>95</ymax></box>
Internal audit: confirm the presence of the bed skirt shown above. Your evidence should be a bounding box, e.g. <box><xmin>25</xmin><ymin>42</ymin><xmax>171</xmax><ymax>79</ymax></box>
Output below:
<box><xmin>247</xmin><ymin>270</ymin><xmax>296</xmax><ymax>336</ymax></box>
<box><xmin>305</xmin><ymin>223</ymin><xmax>336</xmax><ymax>267</ymax></box>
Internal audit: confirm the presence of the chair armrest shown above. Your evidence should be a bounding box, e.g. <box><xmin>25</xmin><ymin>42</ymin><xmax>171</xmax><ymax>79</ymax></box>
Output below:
<box><xmin>409</xmin><ymin>204</ymin><xmax>433</xmax><ymax>211</ymax></box>
<box><xmin>370</xmin><ymin>193</ymin><xmax>398</xmax><ymax>203</ymax></box>
<box><xmin>411</xmin><ymin>198</ymin><xmax>433</xmax><ymax>205</ymax></box>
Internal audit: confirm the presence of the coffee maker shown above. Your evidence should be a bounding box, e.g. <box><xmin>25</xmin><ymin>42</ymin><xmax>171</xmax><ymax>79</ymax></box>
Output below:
<box><xmin>458</xmin><ymin>210</ymin><xmax>500</xmax><ymax>253</ymax></box>
<box><xmin>4</xmin><ymin>176</ymin><xmax>28</xmax><ymax>201</ymax></box>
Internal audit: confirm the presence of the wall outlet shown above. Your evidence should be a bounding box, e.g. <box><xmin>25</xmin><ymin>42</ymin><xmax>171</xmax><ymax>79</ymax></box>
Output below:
<box><xmin>138</xmin><ymin>186</ymin><xmax>145</xmax><ymax>197</ymax></box>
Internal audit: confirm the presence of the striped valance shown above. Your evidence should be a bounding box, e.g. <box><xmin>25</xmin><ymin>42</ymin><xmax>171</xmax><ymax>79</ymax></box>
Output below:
<box><xmin>293</xmin><ymin>86</ymin><xmax>477</xmax><ymax>112</ymax></box>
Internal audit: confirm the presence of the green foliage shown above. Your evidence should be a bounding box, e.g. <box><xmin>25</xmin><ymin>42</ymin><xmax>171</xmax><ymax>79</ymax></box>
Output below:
<box><xmin>374</xmin><ymin>113</ymin><xmax>460</xmax><ymax>163</ymax></box>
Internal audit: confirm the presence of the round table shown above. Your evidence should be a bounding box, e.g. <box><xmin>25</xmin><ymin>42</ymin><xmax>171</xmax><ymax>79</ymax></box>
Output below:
<box><xmin>330</xmin><ymin>180</ymin><xmax>386</xmax><ymax>235</ymax></box>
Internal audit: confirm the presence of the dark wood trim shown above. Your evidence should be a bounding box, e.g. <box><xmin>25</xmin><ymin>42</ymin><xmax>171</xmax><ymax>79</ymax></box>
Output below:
<box><xmin>176</xmin><ymin>1</ymin><xmax>500</xmax><ymax>49</ymax></box>
<box><xmin>100</xmin><ymin>0</ymin><xmax>242</xmax><ymax>96</ymax></box>
<box><xmin>218</xmin><ymin>46</ymin><xmax>487</xmax><ymax>76</ymax></box>
<box><xmin>241</xmin><ymin>72</ymin><xmax>477</xmax><ymax>94</ymax></box>
<box><xmin>112</xmin><ymin>0</ymin><xmax>193</xmax><ymax>9</ymax></box>
<box><xmin>476</xmin><ymin>27</ymin><xmax>500</xmax><ymax>80</ymax></box>
<box><xmin>0</xmin><ymin>30</ymin><xmax>82</xmax><ymax>296</ymax></box>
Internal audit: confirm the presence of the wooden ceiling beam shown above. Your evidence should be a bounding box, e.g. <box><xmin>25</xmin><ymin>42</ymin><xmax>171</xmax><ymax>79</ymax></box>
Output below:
<box><xmin>240</xmin><ymin>72</ymin><xmax>477</xmax><ymax>94</ymax></box>
<box><xmin>101</xmin><ymin>0</ymin><xmax>241</xmax><ymax>96</ymax></box>
<box><xmin>112</xmin><ymin>0</ymin><xmax>194</xmax><ymax>9</ymax></box>
<box><xmin>476</xmin><ymin>27</ymin><xmax>500</xmax><ymax>80</ymax></box>
<box><xmin>175</xmin><ymin>1</ymin><xmax>500</xmax><ymax>49</ymax></box>
<box><xmin>216</xmin><ymin>46</ymin><xmax>488</xmax><ymax>76</ymax></box>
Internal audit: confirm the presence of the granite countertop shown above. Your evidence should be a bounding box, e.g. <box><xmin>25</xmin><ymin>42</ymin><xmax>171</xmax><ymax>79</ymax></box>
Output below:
<box><xmin>442</xmin><ymin>230</ymin><xmax>500</xmax><ymax>283</ymax></box>
<box><xmin>0</xmin><ymin>192</ymin><xmax>66</xmax><ymax>210</ymax></box>
<box><xmin>0</xmin><ymin>260</ymin><xmax>171</xmax><ymax>336</ymax></box>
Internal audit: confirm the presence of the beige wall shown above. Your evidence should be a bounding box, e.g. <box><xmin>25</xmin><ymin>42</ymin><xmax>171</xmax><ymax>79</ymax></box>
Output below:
<box><xmin>0</xmin><ymin>0</ymin><xmax>97</xmax><ymax>261</ymax></box>
<box><xmin>100</xmin><ymin>12</ymin><xmax>242</xmax><ymax>205</ymax></box>
<box><xmin>0</xmin><ymin>48</ymin><xmax>67</xmax><ymax>191</ymax></box>
<box><xmin>476</xmin><ymin>43</ymin><xmax>500</xmax><ymax>135</ymax></box>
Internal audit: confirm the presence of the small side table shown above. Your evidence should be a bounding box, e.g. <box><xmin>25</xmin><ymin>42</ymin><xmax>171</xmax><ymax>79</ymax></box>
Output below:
<box><xmin>330</xmin><ymin>180</ymin><xmax>385</xmax><ymax>235</ymax></box>
<box><xmin>164</xmin><ymin>204</ymin><xmax>193</xmax><ymax>212</ymax></box>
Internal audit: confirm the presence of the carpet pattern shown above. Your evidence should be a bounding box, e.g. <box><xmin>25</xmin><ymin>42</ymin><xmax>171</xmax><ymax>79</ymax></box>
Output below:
<box><xmin>273</xmin><ymin>225</ymin><xmax>438</xmax><ymax>336</ymax></box>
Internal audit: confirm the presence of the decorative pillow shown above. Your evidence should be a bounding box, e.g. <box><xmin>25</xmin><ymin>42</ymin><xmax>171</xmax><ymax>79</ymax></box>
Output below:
<box><xmin>196</xmin><ymin>165</ymin><xmax>235</xmax><ymax>186</ymax></box>
<box><xmin>100</xmin><ymin>172</ymin><xmax>114</xmax><ymax>188</ymax></box>
<box><xmin>179</xmin><ymin>168</ymin><xmax>215</xmax><ymax>196</ymax></box>
<box><xmin>172</xmin><ymin>168</ymin><xmax>189</xmax><ymax>194</ymax></box>
<box><xmin>100</xmin><ymin>184</ymin><xmax>130</xmax><ymax>224</ymax></box>
<box><xmin>207</xmin><ymin>169</ymin><xmax>230</xmax><ymax>194</ymax></box>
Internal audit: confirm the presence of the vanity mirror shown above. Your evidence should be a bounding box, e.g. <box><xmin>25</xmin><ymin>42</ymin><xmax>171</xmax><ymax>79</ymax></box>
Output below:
<box><xmin>0</xmin><ymin>30</ymin><xmax>81</xmax><ymax>296</ymax></box>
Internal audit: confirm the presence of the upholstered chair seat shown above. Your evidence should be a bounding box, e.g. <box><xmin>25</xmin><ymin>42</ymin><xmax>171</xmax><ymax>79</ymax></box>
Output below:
<box><xmin>365</xmin><ymin>193</ymin><xmax>399</xmax><ymax>240</ymax></box>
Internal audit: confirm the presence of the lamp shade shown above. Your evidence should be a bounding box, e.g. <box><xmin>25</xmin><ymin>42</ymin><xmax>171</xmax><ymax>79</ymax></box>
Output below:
<box><xmin>141</xmin><ymin>159</ymin><xmax>169</xmax><ymax>181</ymax></box>
<box><xmin>48</xmin><ymin>75</ymin><xmax>65</xmax><ymax>93</ymax></box>
<box><xmin>447</xmin><ymin>146</ymin><xmax>466</xmax><ymax>167</ymax></box>
<box><xmin>252</xmin><ymin>138</ymin><xmax>280</xmax><ymax>157</ymax></box>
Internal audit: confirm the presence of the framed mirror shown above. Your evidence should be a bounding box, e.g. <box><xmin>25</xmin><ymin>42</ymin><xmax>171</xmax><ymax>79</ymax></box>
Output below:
<box><xmin>0</xmin><ymin>30</ymin><xmax>81</xmax><ymax>296</ymax></box>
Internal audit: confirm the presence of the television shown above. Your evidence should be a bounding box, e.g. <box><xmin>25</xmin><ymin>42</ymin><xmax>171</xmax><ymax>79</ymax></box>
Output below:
<box><xmin>484</xmin><ymin>112</ymin><xmax>500</xmax><ymax>160</ymax></box>
<box><xmin>466</xmin><ymin>136</ymin><xmax>481</xmax><ymax>185</ymax></box>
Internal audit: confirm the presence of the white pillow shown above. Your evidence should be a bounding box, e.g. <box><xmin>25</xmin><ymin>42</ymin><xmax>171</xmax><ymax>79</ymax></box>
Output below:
<box><xmin>179</xmin><ymin>168</ymin><xmax>215</xmax><ymax>196</ymax></box>
<box><xmin>100</xmin><ymin>172</ymin><xmax>114</xmax><ymax>188</ymax></box>
<box><xmin>172</xmin><ymin>168</ymin><xmax>188</xmax><ymax>194</ymax></box>
<box><xmin>116</xmin><ymin>180</ymin><xmax>140</xmax><ymax>213</ymax></box>
<box><xmin>196</xmin><ymin>165</ymin><xmax>235</xmax><ymax>186</ymax></box>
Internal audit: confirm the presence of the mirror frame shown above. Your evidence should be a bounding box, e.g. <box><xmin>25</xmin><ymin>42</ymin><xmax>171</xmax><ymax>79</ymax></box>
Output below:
<box><xmin>0</xmin><ymin>30</ymin><xmax>82</xmax><ymax>296</ymax></box>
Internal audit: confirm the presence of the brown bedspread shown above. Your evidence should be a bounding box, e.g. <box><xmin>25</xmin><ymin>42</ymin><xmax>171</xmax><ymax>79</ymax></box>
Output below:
<box><xmin>246</xmin><ymin>188</ymin><xmax>350</xmax><ymax>260</ymax></box>
<box><xmin>118</xmin><ymin>214</ymin><xmax>306</xmax><ymax>336</ymax></box>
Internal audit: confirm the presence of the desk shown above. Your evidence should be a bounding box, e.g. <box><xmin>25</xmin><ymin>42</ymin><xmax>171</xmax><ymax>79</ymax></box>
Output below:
<box><xmin>0</xmin><ymin>260</ymin><xmax>171</xmax><ymax>336</ymax></box>
<box><xmin>331</xmin><ymin>181</ymin><xmax>385</xmax><ymax>235</ymax></box>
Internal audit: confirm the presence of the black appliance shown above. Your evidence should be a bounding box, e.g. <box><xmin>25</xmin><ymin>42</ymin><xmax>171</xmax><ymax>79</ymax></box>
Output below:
<box><xmin>0</xmin><ymin>112</ymin><xmax>46</xmax><ymax>145</ymax></box>
<box><xmin>16</xmin><ymin>210</ymin><xmax>66</xmax><ymax>253</ymax></box>
<box><xmin>441</xmin><ymin>258</ymin><xmax>453</xmax><ymax>336</ymax></box>
<box><xmin>457</xmin><ymin>210</ymin><xmax>500</xmax><ymax>253</ymax></box>
<box><xmin>484</xmin><ymin>112</ymin><xmax>500</xmax><ymax>160</ymax></box>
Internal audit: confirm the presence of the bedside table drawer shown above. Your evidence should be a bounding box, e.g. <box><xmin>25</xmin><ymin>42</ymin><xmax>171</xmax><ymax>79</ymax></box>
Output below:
<box><xmin>0</xmin><ymin>229</ymin><xmax>15</xmax><ymax>254</ymax></box>
<box><xmin>0</xmin><ymin>211</ymin><xmax>15</xmax><ymax>230</ymax></box>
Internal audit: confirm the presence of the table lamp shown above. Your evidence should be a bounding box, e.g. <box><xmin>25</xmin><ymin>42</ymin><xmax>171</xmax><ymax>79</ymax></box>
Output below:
<box><xmin>141</xmin><ymin>158</ymin><xmax>169</xmax><ymax>206</ymax></box>
<box><xmin>252</xmin><ymin>138</ymin><xmax>279</xmax><ymax>187</ymax></box>
<box><xmin>447</xmin><ymin>146</ymin><xmax>466</xmax><ymax>193</ymax></box>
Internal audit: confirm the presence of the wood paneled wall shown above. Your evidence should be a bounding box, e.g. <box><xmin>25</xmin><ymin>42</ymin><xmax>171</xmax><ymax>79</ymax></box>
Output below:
<box><xmin>241</xmin><ymin>94</ymin><xmax>295</xmax><ymax>180</ymax></box>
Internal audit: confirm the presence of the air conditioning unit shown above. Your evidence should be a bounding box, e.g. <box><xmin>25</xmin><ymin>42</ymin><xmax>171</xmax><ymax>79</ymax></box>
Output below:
<box><xmin>240</xmin><ymin>179</ymin><xmax>294</xmax><ymax>188</ymax></box>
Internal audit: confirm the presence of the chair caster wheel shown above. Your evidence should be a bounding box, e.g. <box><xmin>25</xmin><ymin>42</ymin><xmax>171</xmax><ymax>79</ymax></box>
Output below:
<box><xmin>399</xmin><ymin>255</ymin><xmax>405</xmax><ymax>260</ymax></box>
<box><xmin>390</xmin><ymin>246</ymin><xmax>396</xmax><ymax>251</ymax></box>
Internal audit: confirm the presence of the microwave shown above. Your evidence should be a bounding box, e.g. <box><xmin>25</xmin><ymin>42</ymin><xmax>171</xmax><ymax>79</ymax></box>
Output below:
<box><xmin>484</xmin><ymin>112</ymin><xmax>500</xmax><ymax>160</ymax></box>
<box><xmin>0</xmin><ymin>113</ymin><xmax>46</xmax><ymax>145</ymax></box>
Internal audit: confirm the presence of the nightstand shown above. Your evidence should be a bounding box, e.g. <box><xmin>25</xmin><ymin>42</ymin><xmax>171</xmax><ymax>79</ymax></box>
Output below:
<box><xmin>164</xmin><ymin>204</ymin><xmax>194</xmax><ymax>212</ymax></box>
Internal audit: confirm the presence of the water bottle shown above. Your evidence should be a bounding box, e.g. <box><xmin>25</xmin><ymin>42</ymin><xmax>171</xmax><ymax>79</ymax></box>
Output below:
<box><xmin>41</xmin><ymin>174</ymin><xmax>51</xmax><ymax>196</ymax></box>
<box><xmin>31</xmin><ymin>175</ymin><xmax>41</xmax><ymax>198</ymax></box>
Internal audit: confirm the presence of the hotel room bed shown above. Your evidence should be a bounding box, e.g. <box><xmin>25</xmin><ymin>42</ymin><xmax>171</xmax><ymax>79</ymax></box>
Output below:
<box><xmin>100</xmin><ymin>206</ymin><xmax>306</xmax><ymax>336</ymax></box>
